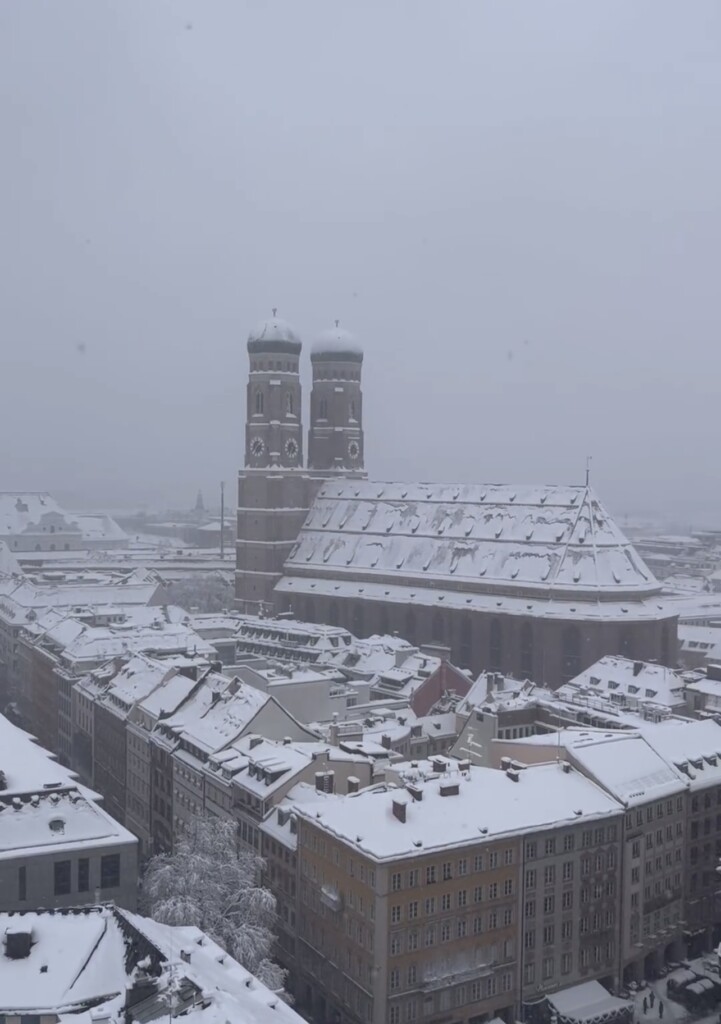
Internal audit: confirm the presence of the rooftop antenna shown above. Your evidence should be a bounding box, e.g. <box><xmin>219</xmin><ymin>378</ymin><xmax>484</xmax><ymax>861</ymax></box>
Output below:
<box><xmin>585</xmin><ymin>455</ymin><xmax>592</xmax><ymax>488</ymax></box>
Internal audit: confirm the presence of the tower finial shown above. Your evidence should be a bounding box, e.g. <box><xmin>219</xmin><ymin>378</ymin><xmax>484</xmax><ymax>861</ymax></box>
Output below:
<box><xmin>585</xmin><ymin>455</ymin><xmax>592</xmax><ymax>488</ymax></box>
<box><xmin>335</xmin><ymin>319</ymin><xmax>340</xmax><ymax>329</ymax></box>
<box><xmin>272</xmin><ymin>307</ymin><xmax>277</xmax><ymax>318</ymax></box>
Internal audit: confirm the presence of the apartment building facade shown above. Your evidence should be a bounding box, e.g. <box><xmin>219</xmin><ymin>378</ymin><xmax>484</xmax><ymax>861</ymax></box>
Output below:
<box><xmin>291</xmin><ymin>759</ymin><xmax>624</xmax><ymax>1024</ymax></box>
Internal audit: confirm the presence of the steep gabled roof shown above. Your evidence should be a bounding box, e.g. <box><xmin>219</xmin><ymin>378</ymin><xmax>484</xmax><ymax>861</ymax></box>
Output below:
<box><xmin>281</xmin><ymin>480</ymin><xmax>659</xmax><ymax>603</ymax></box>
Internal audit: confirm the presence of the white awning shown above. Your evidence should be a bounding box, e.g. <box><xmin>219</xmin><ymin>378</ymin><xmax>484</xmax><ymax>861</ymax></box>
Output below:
<box><xmin>548</xmin><ymin>980</ymin><xmax>632</xmax><ymax>1024</ymax></box>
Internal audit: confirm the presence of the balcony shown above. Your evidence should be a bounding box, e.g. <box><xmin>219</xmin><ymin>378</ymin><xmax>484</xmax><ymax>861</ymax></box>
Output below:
<box><xmin>421</xmin><ymin>960</ymin><xmax>494</xmax><ymax>993</ymax></box>
<box><xmin>320</xmin><ymin>884</ymin><xmax>343</xmax><ymax>913</ymax></box>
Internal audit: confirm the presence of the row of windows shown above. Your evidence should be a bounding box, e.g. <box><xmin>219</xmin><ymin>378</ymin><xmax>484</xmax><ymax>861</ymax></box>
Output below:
<box><xmin>625</xmin><ymin>797</ymin><xmax>684</xmax><ymax>829</ymax></box>
<box><xmin>523</xmin><ymin>945</ymin><xmax>614</xmax><ymax>985</ymax></box>
<box><xmin>393</xmin><ymin>881</ymin><xmax>514</xmax><ymax>923</ymax></box>
<box><xmin>251</xmin><ymin>360</ymin><xmax>298</xmax><ymax>372</ymax></box>
<box><xmin>52</xmin><ymin>854</ymin><xmax>120</xmax><ymax>896</ymax></box>
<box><xmin>525</xmin><ymin>826</ymin><xmax>616</xmax><ymax>858</ymax></box>
<box><xmin>390</xmin><ymin>850</ymin><xmax>514</xmax><ymax>891</ymax></box>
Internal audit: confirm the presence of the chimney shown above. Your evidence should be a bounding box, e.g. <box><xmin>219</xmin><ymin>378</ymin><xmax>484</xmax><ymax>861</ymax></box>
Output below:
<box><xmin>329</xmin><ymin>714</ymin><xmax>339</xmax><ymax>746</ymax></box>
<box><xmin>347</xmin><ymin>776</ymin><xmax>360</xmax><ymax>794</ymax></box>
<box><xmin>500</xmin><ymin>756</ymin><xmax>511</xmax><ymax>771</ymax></box>
<box><xmin>407</xmin><ymin>783</ymin><xmax>423</xmax><ymax>802</ymax></box>
<box><xmin>4</xmin><ymin>926</ymin><xmax>33</xmax><ymax>959</ymax></box>
<box><xmin>633</xmin><ymin>661</ymin><xmax>643</xmax><ymax>677</ymax></box>
<box><xmin>506</xmin><ymin>768</ymin><xmax>520</xmax><ymax>783</ymax></box>
<box><xmin>439</xmin><ymin>780</ymin><xmax>460</xmax><ymax>797</ymax></box>
<box><xmin>496</xmin><ymin>673</ymin><xmax>505</xmax><ymax>691</ymax></box>
<box><xmin>315</xmin><ymin>771</ymin><xmax>335</xmax><ymax>793</ymax></box>
<box><xmin>381</xmin><ymin>734</ymin><xmax>392</xmax><ymax>750</ymax></box>
<box><xmin>458</xmin><ymin>758</ymin><xmax>471</xmax><ymax>773</ymax></box>
<box><xmin>392</xmin><ymin>798</ymin><xmax>407</xmax><ymax>823</ymax></box>
<box><xmin>249</xmin><ymin>735</ymin><xmax>262</xmax><ymax>750</ymax></box>
<box><xmin>562</xmin><ymin>762</ymin><xmax>571</xmax><ymax>774</ymax></box>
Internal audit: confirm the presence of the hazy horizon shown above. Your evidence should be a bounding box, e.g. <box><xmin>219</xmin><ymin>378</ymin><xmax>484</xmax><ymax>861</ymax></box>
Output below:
<box><xmin>2</xmin><ymin>2</ymin><xmax>720</xmax><ymax>527</ymax></box>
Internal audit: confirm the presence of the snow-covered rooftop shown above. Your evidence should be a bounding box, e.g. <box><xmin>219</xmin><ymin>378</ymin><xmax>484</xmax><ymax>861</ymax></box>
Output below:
<box><xmin>311</xmin><ymin>324</ymin><xmax>363</xmax><ymax>359</ymax></box>
<box><xmin>281</xmin><ymin>481</ymin><xmax>662</xmax><ymax>604</ymax></box>
<box><xmin>247</xmin><ymin>314</ymin><xmax>301</xmax><ymax>349</ymax></box>
<box><xmin>158</xmin><ymin>675</ymin><xmax>269</xmax><ymax>754</ymax></box>
<box><xmin>0</xmin><ymin>786</ymin><xmax>135</xmax><ymax>861</ymax></box>
<box><xmin>294</xmin><ymin>759</ymin><xmax>622</xmax><ymax>860</ymax></box>
<box><xmin>507</xmin><ymin>728</ymin><xmax>685</xmax><ymax>806</ymax></box>
<box><xmin>0</xmin><ymin>905</ymin><xmax>308</xmax><ymax>1024</ymax></box>
<box><xmin>561</xmin><ymin>655</ymin><xmax>686</xmax><ymax>708</ymax></box>
<box><xmin>0</xmin><ymin>714</ymin><xmax>78</xmax><ymax>795</ymax></box>
<box><xmin>638</xmin><ymin>719</ymin><xmax>721</xmax><ymax>790</ymax></box>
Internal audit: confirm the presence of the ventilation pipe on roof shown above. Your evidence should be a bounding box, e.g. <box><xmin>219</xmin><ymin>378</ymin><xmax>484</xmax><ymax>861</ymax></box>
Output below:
<box><xmin>347</xmin><ymin>776</ymin><xmax>360</xmax><ymax>794</ymax></box>
<box><xmin>4</xmin><ymin>926</ymin><xmax>33</xmax><ymax>959</ymax></box>
<box><xmin>506</xmin><ymin>768</ymin><xmax>520</xmax><ymax>783</ymax></box>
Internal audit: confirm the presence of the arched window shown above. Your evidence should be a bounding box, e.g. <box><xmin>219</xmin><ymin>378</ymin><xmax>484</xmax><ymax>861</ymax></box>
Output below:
<box><xmin>378</xmin><ymin>605</ymin><xmax>390</xmax><ymax>636</ymax></box>
<box><xmin>285</xmin><ymin>392</ymin><xmax>294</xmax><ymax>416</ymax></box>
<box><xmin>562</xmin><ymin>625</ymin><xmax>581</xmax><ymax>682</ymax></box>
<box><xmin>520</xmin><ymin>622</ymin><xmax>534</xmax><ymax>679</ymax></box>
<box><xmin>661</xmin><ymin>624</ymin><xmax>670</xmax><ymax>667</ymax></box>
<box><xmin>352</xmin><ymin>603</ymin><xmax>364</xmax><ymax>638</ymax></box>
<box><xmin>349</xmin><ymin>400</ymin><xmax>356</xmax><ymax>421</ymax></box>
<box><xmin>255</xmin><ymin>390</ymin><xmax>264</xmax><ymax>415</ymax></box>
<box><xmin>619</xmin><ymin>630</ymin><xmax>633</xmax><ymax>659</ymax></box>
<box><xmin>460</xmin><ymin>616</ymin><xmax>472</xmax><ymax>667</ymax></box>
<box><xmin>319</xmin><ymin>398</ymin><xmax>328</xmax><ymax>420</ymax></box>
<box><xmin>405</xmin><ymin>609</ymin><xmax>416</xmax><ymax>645</ymax></box>
<box><xmin>489</xmin><ymin>618</ymin><xmax>502</xmax><ymax>670</ymax></box>
<box><xmin>432</xmin><ymin>610</ymin><xmax>445</xmax><ymax>644</ymax></box>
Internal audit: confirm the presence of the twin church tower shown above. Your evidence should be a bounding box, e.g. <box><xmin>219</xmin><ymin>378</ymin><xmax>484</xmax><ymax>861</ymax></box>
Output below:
<box><xmin>236</xmin><ymin>311</ymin><xmax>366</xmax><ymax>613</ymax></box>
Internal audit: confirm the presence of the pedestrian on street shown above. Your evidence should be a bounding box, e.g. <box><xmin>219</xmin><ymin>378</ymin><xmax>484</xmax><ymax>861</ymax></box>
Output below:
<box><xmin>658</xmin><ymin>1000</ymin><xmax>664</xmax><ymax>1019</ymax></box>
<box><xmin>649</xmin><ymin>991</ymin><xmax>655</xmax><ymax>1009</ymax></box>
<box><xmin>643</xmin><ymin>997</ymin><xmax>648</xmax><ymax>1015</ymax></box>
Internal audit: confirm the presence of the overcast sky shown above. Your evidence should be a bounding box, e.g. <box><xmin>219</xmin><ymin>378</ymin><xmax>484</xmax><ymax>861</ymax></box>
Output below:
<box><xmin>1</xmin><ymin>1</ymin><xmax>719</xmax><ymax>525</ymax></box>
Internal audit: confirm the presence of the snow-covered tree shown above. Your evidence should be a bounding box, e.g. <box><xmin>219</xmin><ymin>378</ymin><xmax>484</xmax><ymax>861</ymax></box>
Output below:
<box><xmin>140</xmin><ymin>815</ymin><xmax>285</xmax><ymax>990</ymax></box>
<box><xmin>163</xmin><ymin>573</ymin><xmax>234</xmax><ymax>613</ymax></box>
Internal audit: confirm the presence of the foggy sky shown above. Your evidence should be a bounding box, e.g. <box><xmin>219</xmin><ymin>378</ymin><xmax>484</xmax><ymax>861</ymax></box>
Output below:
<box><xmin>1</xmin><ymin>1</ymin><xmax>720</xmax><ymax>525</ymax></box>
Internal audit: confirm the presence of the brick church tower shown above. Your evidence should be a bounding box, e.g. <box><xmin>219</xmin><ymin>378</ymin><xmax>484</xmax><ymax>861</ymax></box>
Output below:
<box><xmin>235</xmin><ymin>313</ymin><xmax>366</xmax><ymax>615</ymax></box>
<box><xmin>308</xmin><ymin>322</ymin><xmax>364</xmax><ymax>471</ymax></box>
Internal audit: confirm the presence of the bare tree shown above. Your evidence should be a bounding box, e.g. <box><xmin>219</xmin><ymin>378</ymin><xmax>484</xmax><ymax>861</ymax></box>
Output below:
<box><xmin>140</xmin><ymin>815</ymin><xmax>285</xmax><ymax>990</ymax></box>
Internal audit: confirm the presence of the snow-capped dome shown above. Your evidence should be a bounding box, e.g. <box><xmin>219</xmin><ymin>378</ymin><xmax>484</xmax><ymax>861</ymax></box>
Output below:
<box><xmin>311</xmin><ymin>322</ymin><xmax>363</xmax><ymax>361</ymax></box>
<box><xmin>247</xmin><ymin>311</ymin><xmax>302</xmax><ymax>352</ymax></box>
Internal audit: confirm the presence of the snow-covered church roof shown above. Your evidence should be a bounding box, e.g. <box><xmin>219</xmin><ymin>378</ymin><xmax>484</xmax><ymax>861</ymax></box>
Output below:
<box><xmin>311</xmin><ymin>323</ymin><xmax>363</xmax><ymax>360</ymax></box>
<box><xmin>279</xmin><ymin>480</ymin><xmax>665</xmax><ymax>617</ymax></box>
<box><xmin>247</xmin><ymin>312</ymin><xmax>301</xmax><ymax>351</ymax></box>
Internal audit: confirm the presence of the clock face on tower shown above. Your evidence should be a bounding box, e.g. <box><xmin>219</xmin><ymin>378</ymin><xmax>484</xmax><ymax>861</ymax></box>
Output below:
<box><xmin>347</xmin><ymin>439</ymin><xmax>360</xmax><ymax>461</ymax></box>
<box><xmin>284</xmin><ymin>437</ymin><xmax>299</xmax><ymax>462</ymax></box>
<box><xmin>250</xmin><ymin>437</ymin><xmax>265</xmax><ymax>459</ymax></box>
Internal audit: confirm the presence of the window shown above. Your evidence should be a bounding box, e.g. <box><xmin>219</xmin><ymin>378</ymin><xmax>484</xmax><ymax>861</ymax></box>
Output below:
<box><xmin>442</xmin><ymin>893</ymin><xmax>451</xmax><ymax>911</ymax></box>
<box><xmin>525</xmin><ymin>841</ymin><xmax>537</xmax><ymax>860</ymax></box>
<box><xmin>254</xmin><ymin>390</ymin><xmax>264</xmax><ymax>415</ymax></box>
<box><xmin>319</xmin><ymin>398</ymin><xmax>328</xmax><ymax>419</ymax></box>
<box><xmin>473</xmin><ymin>853</ymin><xmax>483</xmax><ymax>872</ymax></box>
<box><xmin>407</xmin><ymin>869</ymin><xmax>419</xmax><ymax>888</ymax></box>
<box><xmin>390</xmin><ymin>1007</ymin><xmax>400</xmax><ymax>1024</ymax></box>
<box><xmin>391</xmin><ymin>905</ymin><xmax>402</xmax><ymax>923</ymax></box>
<box><xmin>504</xmin><ymin>848</ymin><xmax>514</xmax><ymax>865</ymax></box>
<box><xmin>392</xmin><ymin>873</ymin><xmax>402</xmax><ymax>891</ymax></box>
<box><xmin>520</xmin><ymin>621</ymin><xmax>534</xmax><ymax>678</ymax></box>
<box><xmin>562</xmin><ymin>952</ymin><xmax>572</xmax><ymax>974</ymax></box>
<box><xmin>504</xmin><ymin>879</ymin><xmax>513</xmax><ymax>896</ymax></box>
<box><xmin>458</xmin><ymin>857</ymin><xmax>468</xmax><ymax>875</ymax></box>
<box><xmin>562</xmin><ymin>626</ymin><xmax>581</xmax><ymax>681</ymax></box>
<box><xmin>545</xmin><ymin>838</ymin><xmax>556</xmax><ymax>856</ymax></box>
<box><xmin>100</xmin><ymin>854</ymin><xmax>120</xmax><ymax>889</ymax></box>
<box><xmin>543</xmin><ymin>956</ymin><xmax>554</xmax><ymax>980</ymax></box>
<box><xmin>54</xmin><ymin>860</ymin><xmax>71</xmax><ymax>896</ymax></box>
<box><xmin>457</xmin><ymin>890</ymin><xmax>467</xmax><ymax>907</ymax></box>
<box><xmin>525</xmin><ymin>900</ymin><xmax>536</xmax><ymax>918</ymax></box>
<box><xmin>488</xmin><ymin>883</ymin><xmax>498</xmax><ymax>899</ymax></box>
<box><xmin>562</xmin><ymin>861</ymin><xmax>573</xmax><ymax>882</ymax></box>
<box><xmin>18</xmin><ymin>866</ymin><xmax>26</xmax><ymax>901</ymax></box>
<box><xmin>543</xmin><ymin>924</ymin><xmax>555</xmax><ymax>945</ymax></box>
<box><xmin>409</xmin><ymin>901</ymin><xmax>419</xmax><ymax>919</ymax></box>
<box><xmin>78</xmin><ymin>858</ymin><xmax>89</xmax><ymax>892</ymax></box>
<box><xmin>543</xmin><ymin>895</ymin><xmax>555</xmax><ymax>915</ymax></box>
<box><xmin>544</xmin><ymin>865</ymin><xmax>555</xmax><ymax>886</ymax></box>
<box><xmin>350</xmin><ymin>399</ymin><xmax>357</xmax><ymax>420</ymax></box>
<box><xmin>561</xmin><ymin>920</ymin><xmax>573</xmax><ymax>940</ymax></box>
<box><xmin>442</xmin><ymin>862</ymin><xmax>452</xmax><ymax>881</ymax></box>
<box><xmin>408</xmin><ymin>965</ymin><xmax>417</xmax><ymax>985</ymax></box>
<box><xmin>390</xmin><ymin>969</ymin><xmax>400</xmax><ymax>991</ymax></box>
<box><xmin>441</xmin><ymin>921</ymin><xmax>452</xmax><ymax>942</ymax></box>
<box><xmin>424</xmin><ymin>897</ymin><xmax>436</xmax><ymax>915</ymax></box>
<box><xmin>489</xmin><ymin>618</ymin><xmax>502</xmax><ymax>670</ymax></box>
<box><xmin>563</xmin><ymin>834</ymin><xmax>575</xmax><ymax>852</ymax></box>
<box><xmin>525</xmin><ymin>869</ymin><xmax>536</xmax><ymax>889</ymax></box>
<box><xmin>457</xmin><ymin>919</ymin><xmax>467</xmax><ymax>938</ymax></box>
<box><xmin>562</xmin><ymin>891</ymin><xmax>573</xmax><ymax>910</ymax></box>
<box><xmin>391</xmin><ymin>934</ymin><xmax>403</xmax><ymax>956</ymax></box>
<box><xmin>489</xmin><ymin>851</ymin><xmax>499</xmax><ymax>869</ymax></box>
<box><xmin>474</xmin><ymin>886</ymin><xmax>483</xmax><ymax>903</ymax></box>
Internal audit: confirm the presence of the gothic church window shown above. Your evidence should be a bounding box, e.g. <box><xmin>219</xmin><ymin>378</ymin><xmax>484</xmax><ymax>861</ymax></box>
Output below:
<box><xmin>319</xmin><ymin>399</ymin><xmax>328</xmax><ymax>419</ymax></box>
<box><xmin>520</xmin><ymin>622</ymin><xmax>534</xmax><ymax>678</ymax></box>
<box><xmin>350</xmin><ymin>400</ymin><xmax>357</xmax><ymax>421</ymax></box>
<box><xmin>255</xmin><ymin>391</ymin><xmax>264</xmax><ymax>415</ymax></box>
<box><xmin>286</xmin><ymin>393</ymin><xmax>294</xmax><ymax>416</ymax></box>
<box><xmin>489</xmin><ymin>618</ymin><xmax>502</xmax><ymax>670</ymax></box>
<box><xmin>562</xmin><ymin>626</ymin><xmax>581</xmax><ymax>682</ymax></box>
